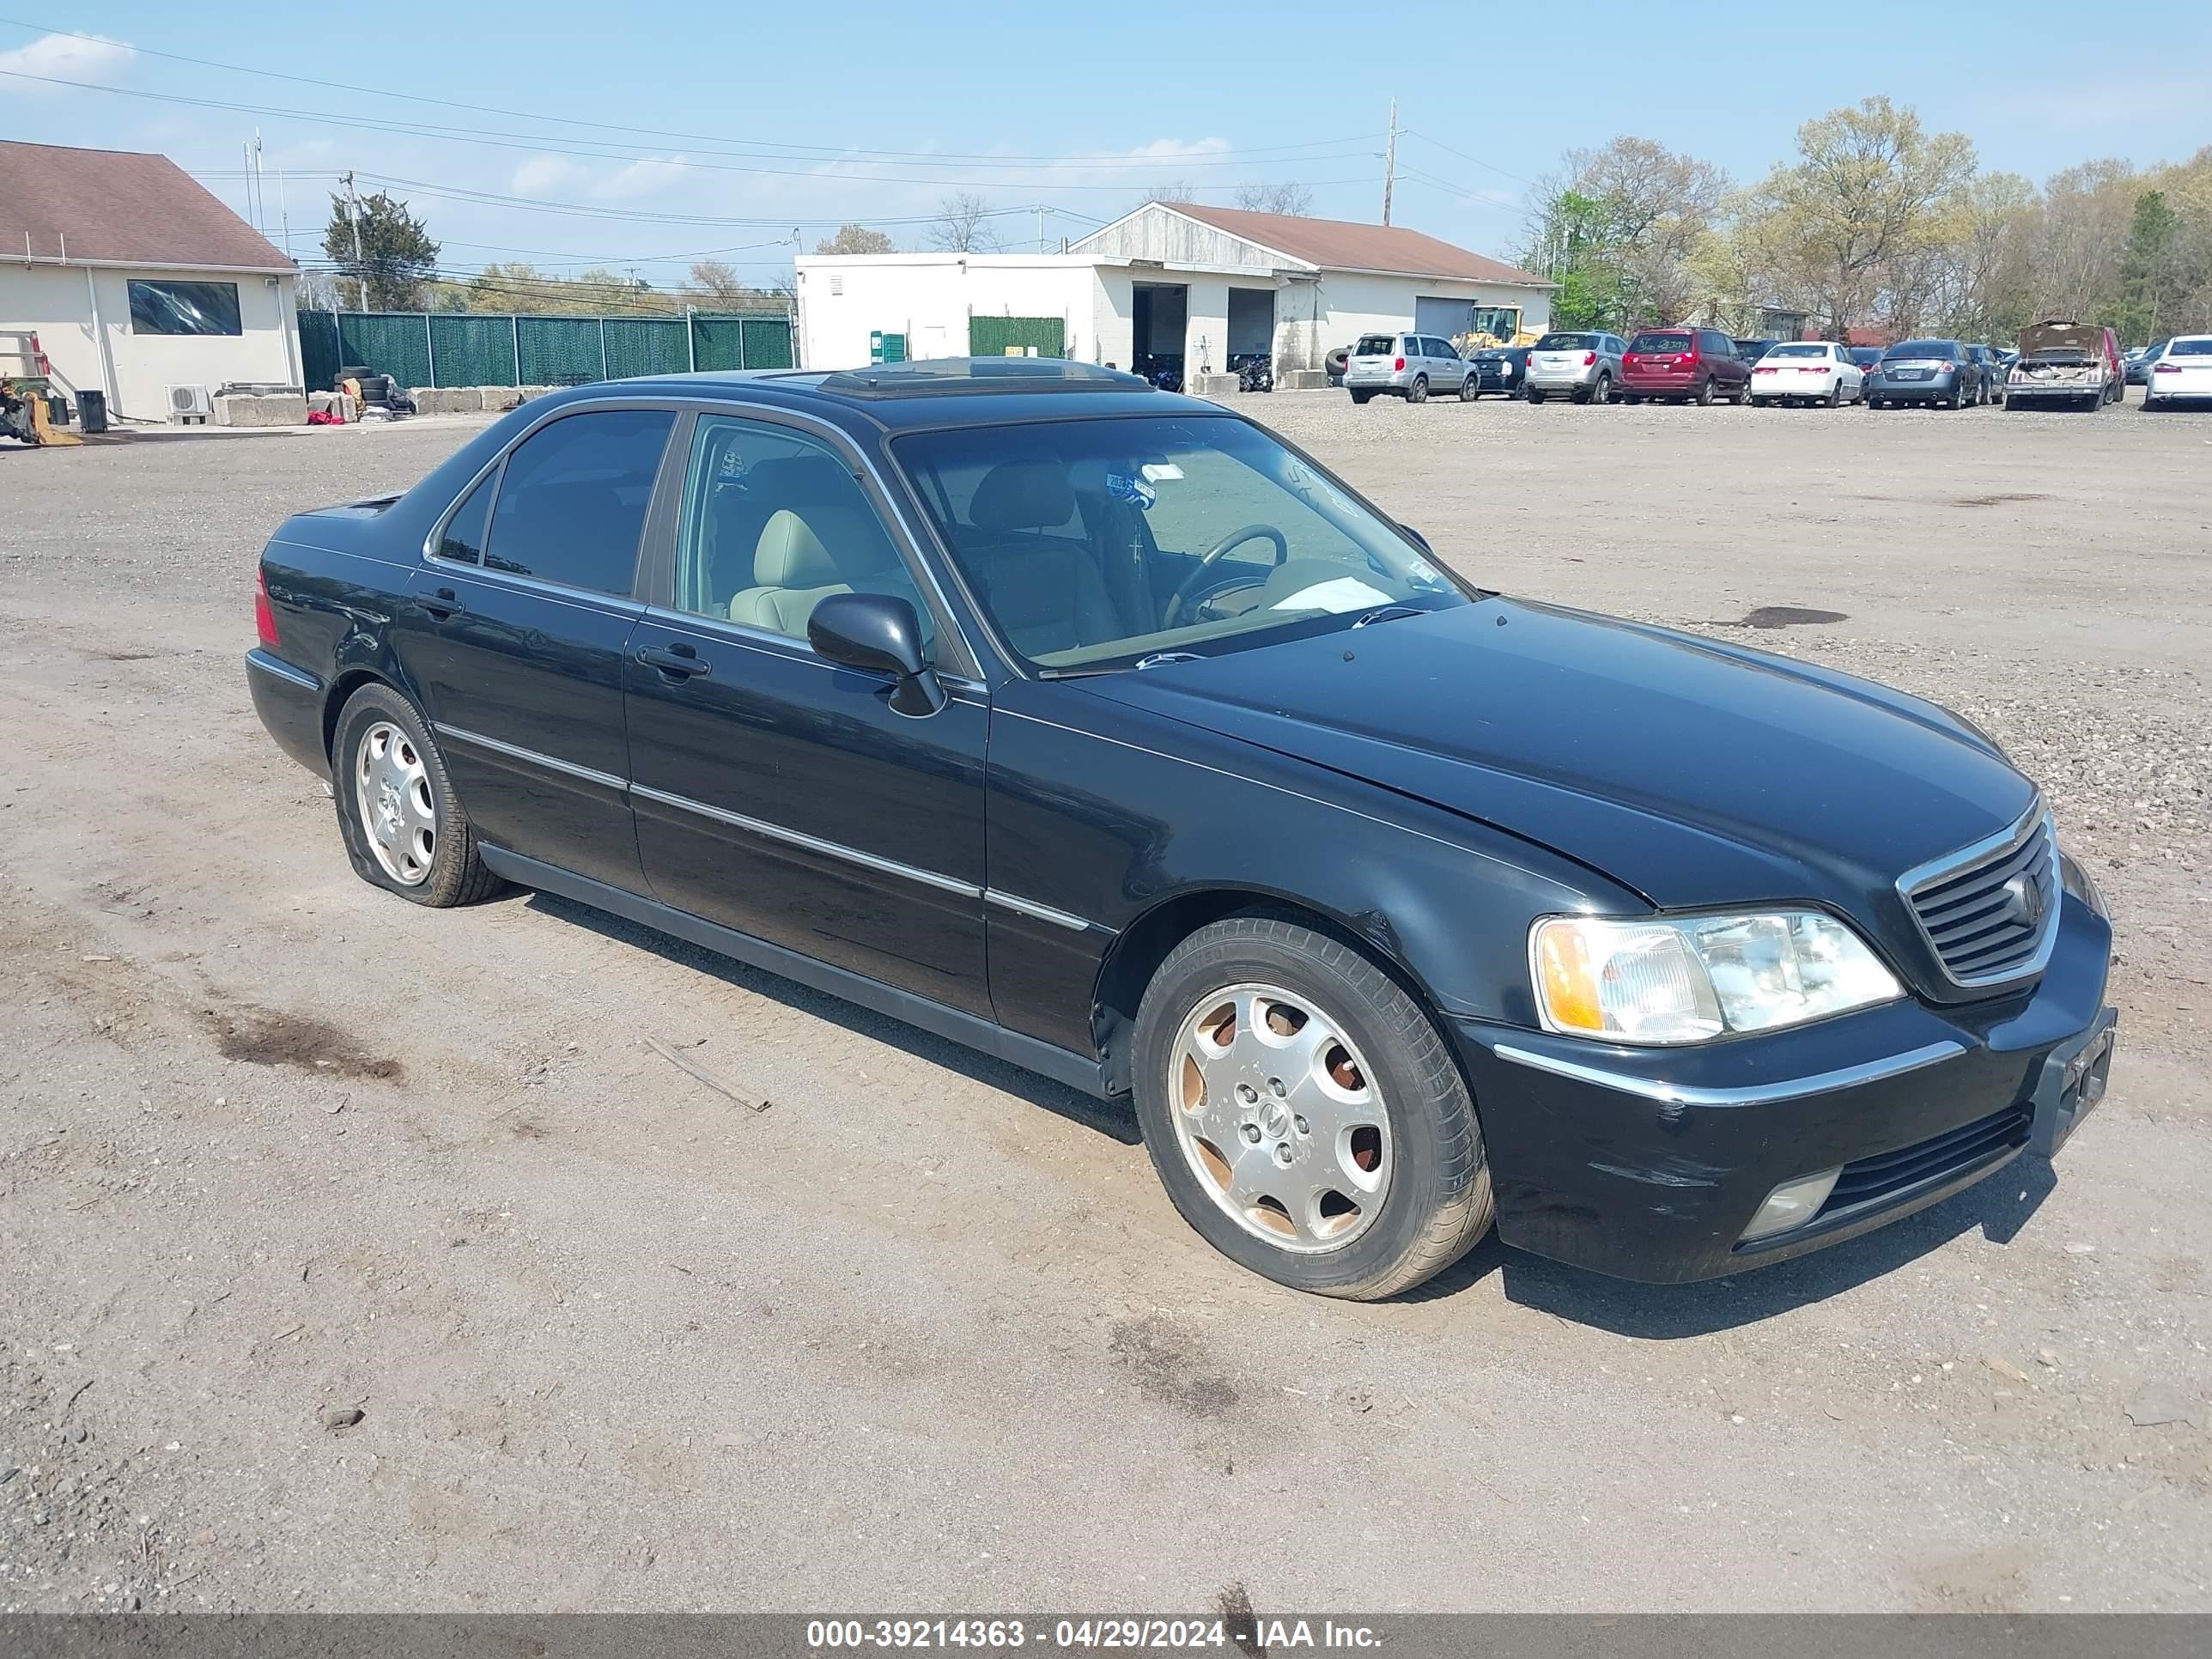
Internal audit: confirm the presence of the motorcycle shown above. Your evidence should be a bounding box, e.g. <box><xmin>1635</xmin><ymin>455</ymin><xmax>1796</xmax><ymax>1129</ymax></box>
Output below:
<box><xmin>1231</xmin><ymin>353</ymin><xmax>1273</xmax><ymax>393</ymax></box>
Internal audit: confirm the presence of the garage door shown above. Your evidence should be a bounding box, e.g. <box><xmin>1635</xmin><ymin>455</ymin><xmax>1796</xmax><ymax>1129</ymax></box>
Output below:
<box><xmin>1414</xmin><ymin>297</ymin><xmax>1473</xmax><ymax>340</ymax></box>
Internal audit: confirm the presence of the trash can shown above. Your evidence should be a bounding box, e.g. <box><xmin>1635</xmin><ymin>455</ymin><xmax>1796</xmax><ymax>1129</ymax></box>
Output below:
<box><xmin>77</xmin><ymin>389</ymin><xmax>107</xmax><ymax>434</ymax></box>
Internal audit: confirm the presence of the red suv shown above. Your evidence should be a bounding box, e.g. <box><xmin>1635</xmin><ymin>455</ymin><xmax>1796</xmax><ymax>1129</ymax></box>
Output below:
<box><xmin>1621</xmin><ymin>326</ymin><xmax>1752</xmax><ymax>406</ymax></box>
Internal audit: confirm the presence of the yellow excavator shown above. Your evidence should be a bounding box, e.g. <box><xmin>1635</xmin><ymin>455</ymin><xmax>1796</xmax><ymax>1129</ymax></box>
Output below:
<box><xmin>1452</xmin><ymin>303</ymin><xmax>1539</xmax><ymax>353</ymax></box>
<box><xmin>1</xmin><ymin>331</ymin><xmax>82</xmax><ymax>447</ymax></box>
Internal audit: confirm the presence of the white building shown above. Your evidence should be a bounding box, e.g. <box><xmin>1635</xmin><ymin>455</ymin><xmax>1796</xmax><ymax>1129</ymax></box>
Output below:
<box><xmin>0</xmin><ymin>140</ymin><xmax>300</xmax><ymax>422</ymax></box>
<box><xmin>795</xmin><ymin>200</ymin><xmax>1552</xmax><ymax>380</ymax></box>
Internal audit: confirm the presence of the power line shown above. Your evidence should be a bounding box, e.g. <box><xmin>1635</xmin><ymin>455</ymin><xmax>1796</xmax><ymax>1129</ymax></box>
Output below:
<box><xmin>1401</xmin><ymin>131</ymin><xmax>1534</xmax><ymax>188</ymax></box>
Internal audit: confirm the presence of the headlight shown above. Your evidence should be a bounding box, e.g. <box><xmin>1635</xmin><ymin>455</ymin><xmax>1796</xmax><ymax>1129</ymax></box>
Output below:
<box><xmin>2058</xmin><ymin>848</ymin><xmax>2107</xmax><ymax>919</ymax></box>
<box><xmin>1531</xmin><ymin>911</ymin><xmax>1902</xmax><ymax>1046</ymax></box>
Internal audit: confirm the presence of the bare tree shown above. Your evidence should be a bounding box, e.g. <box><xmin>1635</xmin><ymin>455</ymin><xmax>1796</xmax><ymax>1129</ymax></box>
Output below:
<box><xmin>928</xmin><ymin>192</ymin><xmax>1000</xmax><ymax>252</ymax></box>
<box><xmin>1139</xmin><ymin>179</ymin><xmax>1202</xmax><ymax>207</ymax></box>
<box><xmin>1231</xmin><ymin>181</ymin><xmax>1315</xmax><ymax>216</ymax></box>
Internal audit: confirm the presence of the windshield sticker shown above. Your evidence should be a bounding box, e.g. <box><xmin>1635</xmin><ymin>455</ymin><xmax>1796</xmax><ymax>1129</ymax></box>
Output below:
<box><xmin>1105</xmin><ymin>471</ymin><xmax>1157</xmax><ymax>509</ymax></box>
<box><xmin>1139</xmin><ymin>462</ymin><xmax>1183</xmax><ymax>483</ymax></box>
<box><xmin>1271</xmin><ymin>576</ymin><xmax>1396</xmax><ymax>614</ymax></box>
<box><xmin>1407</xmin><ymin>559</ymin><xmax>1440</xmax><ymax>583</ymax></box>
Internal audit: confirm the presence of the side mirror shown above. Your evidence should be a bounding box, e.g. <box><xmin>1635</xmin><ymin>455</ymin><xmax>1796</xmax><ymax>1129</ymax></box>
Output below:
<box><xmin>1397</xmin><ymin>524</ymin><xmax>1432</xmax><ymax>556</ymax></box>
<box><xmin>808</xmin><ymin>592</ymin><xmax>945</xmax><ymax>717</ymax></box>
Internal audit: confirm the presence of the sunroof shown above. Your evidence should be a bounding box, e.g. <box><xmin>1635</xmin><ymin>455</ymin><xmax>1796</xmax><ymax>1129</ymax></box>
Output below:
<box><xmin>818</xmin><ymin>356</ymin><xmax>1152</xmax><ymax>397</ymax></box>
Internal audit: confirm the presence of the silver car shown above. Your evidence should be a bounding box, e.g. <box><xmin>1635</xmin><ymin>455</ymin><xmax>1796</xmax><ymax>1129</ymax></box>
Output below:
<box><xmin>1524</xmin><ymin>331</ymin><xmax>1627</xmax><ymax>404</ymax></box>
<box><xmin>1345</xmin><ymin>331</ymin><xmax>1475</xmax><ymax>404</ymax></box>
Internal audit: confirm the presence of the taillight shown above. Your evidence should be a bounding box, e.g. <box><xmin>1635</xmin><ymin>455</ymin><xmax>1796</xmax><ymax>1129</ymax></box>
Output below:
<box><xmin>1393</xmin><ymin>356</ymin><xmax>1406</xmax><ymax>372</ymax></box>
<box><xmin>1581</xmin><ymin>352</ymin><xmax>1595</xmax><ymax>367</ymax></box>
<box><xmin>254</xmin><ymin>567</ymin><xmax>279</xmax><ymax>648</ymax></box>
<box><xmin>2154</xmin><ymin>362</ymin><xmax>2179</xmax><ymax>374</ymax></box>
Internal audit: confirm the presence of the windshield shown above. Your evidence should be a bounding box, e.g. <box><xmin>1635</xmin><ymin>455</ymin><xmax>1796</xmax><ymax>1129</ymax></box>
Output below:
<box><xmin>1628</xmin><ymin>332</ymin><xmax>1691</xmax><ymax>353</ymax></box>
<box><xmin>1767</xmin><ymin>343</ymin><xmax>1828</xmax><ymax>358</ymax></box>
<box><xmin>1884</xmin><ymin>340</ymin><xmax>1954</xmax><ymax>360</ymax></box>
<box><xmin>895</xmin><ymin>416</ymin><xmax>1471</xmax><ymax>674</ymax></box>
<box><xmin>1352</xmin><ymin>335</ymin><xmax>1397</xmax><ymax>356</ymax></box>
<box><xmin>1534</xmin><ymin>333</ymin><xmax>1594</xmax><ymax>350</ymax></box>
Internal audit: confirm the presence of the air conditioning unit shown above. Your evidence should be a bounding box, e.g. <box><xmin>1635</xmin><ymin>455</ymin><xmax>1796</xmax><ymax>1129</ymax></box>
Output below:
<box><xmin>167</xmin><ymin>384</ymin><xmax>213</xmax><ymax>423</ymax></box>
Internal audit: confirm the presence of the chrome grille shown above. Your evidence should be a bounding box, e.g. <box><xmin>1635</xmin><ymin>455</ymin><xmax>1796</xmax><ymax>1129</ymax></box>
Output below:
<box><xmin>1901</xmin><ymin>809</ymin><xmax>2058</xmax><ymax>988</ymax></box>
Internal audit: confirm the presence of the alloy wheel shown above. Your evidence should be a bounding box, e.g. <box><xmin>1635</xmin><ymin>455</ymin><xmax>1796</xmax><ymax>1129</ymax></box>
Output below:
<box><xmin>355</xmin><ymin>720</ymin><xmax>435</xmax><ymax>886</ymax></box>
<box><xmin>1166</xmin><ymin>983</ymin><xmax>1393</xmax><ymax>1254</ymax></box>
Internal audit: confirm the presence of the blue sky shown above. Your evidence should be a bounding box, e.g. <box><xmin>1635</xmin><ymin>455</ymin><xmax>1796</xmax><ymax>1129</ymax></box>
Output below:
<box><xmin>4</xmin><ymin>1</ymin><xmax>2207</xmax><ymax>286</ymax></box>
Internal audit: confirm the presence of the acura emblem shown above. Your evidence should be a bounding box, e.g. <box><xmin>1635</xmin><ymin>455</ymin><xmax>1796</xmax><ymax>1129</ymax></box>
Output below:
<box><xmin>2001</xmin><ymin>872</ymin><xmax>2046</xmax><ymax>928</ymax></box>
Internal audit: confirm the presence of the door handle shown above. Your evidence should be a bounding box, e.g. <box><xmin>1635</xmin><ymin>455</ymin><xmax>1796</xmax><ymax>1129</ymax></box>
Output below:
<box><xmin>421</xmin><ymin>586</ymin><xmax>464</xmax><ymax>619</ymax></box>
<box><xmin>636</xmin><ymin>643</ymin><xmax>712</xmax><ymax>680</ymax></box>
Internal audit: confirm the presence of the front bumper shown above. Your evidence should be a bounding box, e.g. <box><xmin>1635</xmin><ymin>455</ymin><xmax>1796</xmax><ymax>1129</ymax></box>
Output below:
<box><xmin>1450</xmin><ymin>892</ymin><xmax>2114</xmax><ymax>1282</ymax></box>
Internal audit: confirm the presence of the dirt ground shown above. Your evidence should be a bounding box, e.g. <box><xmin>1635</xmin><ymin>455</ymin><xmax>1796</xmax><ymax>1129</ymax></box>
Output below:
<box><xmin>1</xmin><ymin>391</ymin><xmax>2206</xmax><ymax>1614</ymax></box>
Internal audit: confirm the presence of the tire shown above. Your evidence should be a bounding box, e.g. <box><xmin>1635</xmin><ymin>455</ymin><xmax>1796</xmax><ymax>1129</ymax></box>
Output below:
<box><xmin>1458</xmin><ymin>374</ymin><xmax>1478</xmax><ymax>402</ymax></box>
<box><xmin>1407</xmin><ymin>375</ymin><xmax>1429</xmax><ymax>404</ymax></box>
<box><xmin>1727</xmin><ymin>380</ymin><xmax>1747</xmax><ymax>405</ymax></box>
<box><xmin>1826</xmin><ymin>382</ymin><xmax>1842</xmax><ymax>409</ymax></box>
<box><xmin>1944</xmin><ymin>385</ymin><xmax>1962</xmax><ymax>409</ymax></box>
<box><xmin>1526</xmin><ymin>387</ymin><xmax>1543</xmax><ymax>404</ymax></box>
<box><xmin>331</xmin><ymin>683</ymin><xmax>501</xmax><ymax>908</ymax></box>
<box><xmin>1590</xmin><ymin>373</ymin><xmax>1612</xmax><ymax>405</ymax></box>
<box><xmin>1131</xmin><ymin>915</ymin><xmax>1494</xmax><ymax>1300</ymax></box>
<box><xmin>1621</xmin><ymin>395</ymin><xmax>1643</xmax><ymax>405</ymax></box>
<box><xmin>1349</xmin><ymin>390</ymin><xmax>1373</xmax><ymax>405</ymax></box>
<box><xmin>1695</xmin><ymin>377</ymin><xmax>1715</xmax><ymax>407</ymax></box>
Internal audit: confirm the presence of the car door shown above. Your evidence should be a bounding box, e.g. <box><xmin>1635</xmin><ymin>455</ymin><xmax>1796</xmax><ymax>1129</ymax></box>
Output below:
<box><xmin>395</xmin><ymin>402</ymin><xmax>677</xmax><ymax>892</ymax></box>
<box><xmin>622</xmin><ymin>407</ymin><xmax>993</xmax><ymax>1016</ymax></box>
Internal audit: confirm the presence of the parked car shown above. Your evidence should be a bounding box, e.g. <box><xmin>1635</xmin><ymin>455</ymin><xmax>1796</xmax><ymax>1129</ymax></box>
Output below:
<box><xmin>2142</xmin><ymin>334</ymin><xmax>2212</xmax><ymax>408</ymax></box>
<box><xmin>1523</xmin><ymin>331</ymin><xmax>1627</xmax><ymax>404</ymax></box>
<box><xmin>1324</xmin><ymin>346</ymin><xmax>1350</xmax><ymax>387</ymax></box>
<box><xmin>1620</xmin><ymin>327</ymin><xmax>1751</xmax><ymax>405</ymax></box>
<box><xmin>2006</xmin><ymin>321</ymin><xmax>2123</xmax><ymax>410</ymax></box>
<box><xmin>1732</xmin><ymin>338</ymin><xmax>1779</xmax><ymax>368</ymax></box>
<box><xmin>1747</xmin><ymin>340</ymin><xmax>1866</xmax><ymax>407</ymax></box>
<box><xmin>1866</xmin><ymin>339</ymin><xmax>1983</xmax><ymax>409</ymax></box>
<box><xmin>2123</xmin><ymin>341</ymin><xmax>2169</xmax><ymax>386</ymax></box>
<box><xmin>1464</xmin><ymin>345</ymin><xmax>1532</xmax><ymax>397</ymax></box>
<box><xmin>1344</xmin><ymin>332</ymin><xmax>1474</xmax><ymax>404</ymax></box>
<box><xmin>1846</xmin><ymin>346</ymin><xmax>1885</xmax><ymax>380</ymax></box>
<box><xmin>245</xmin><ymin>355</ymin><xmax>2118</xmax><ymax>1299</ymax></box>
<box><xmin>1964</xmin><ymin>345</ymin><xmax>2008</xmax><ymax>404</ymax></box>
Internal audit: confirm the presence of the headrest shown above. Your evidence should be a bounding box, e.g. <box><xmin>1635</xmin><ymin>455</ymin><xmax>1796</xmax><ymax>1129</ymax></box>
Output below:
<box><xmin>751</xmin><ymin>509</ymin><xmax>842</xmax><ymax>588</ymax></box>
<box><xmin>969</xmin><ymin>460</ymin><xmax>1075</xmax><ymax>532</ymax></box>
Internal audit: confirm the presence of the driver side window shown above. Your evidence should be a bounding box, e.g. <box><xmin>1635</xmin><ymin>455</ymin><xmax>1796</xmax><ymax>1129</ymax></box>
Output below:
<box><xmin>672</xmin><ymin>415</ymin><xmax>931</xmax><ymax>648</ymax></box>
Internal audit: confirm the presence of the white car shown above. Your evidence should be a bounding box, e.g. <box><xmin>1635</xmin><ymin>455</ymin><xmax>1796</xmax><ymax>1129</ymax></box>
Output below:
<box><xmin>2142</xmin><ymin>335</ymin><xmax>2212</xmax><ymax>409</ymax></box>
<box><xmin>1747</xmin><ymin>341</ymin><xmax>1865</xmax><ymax>407</ymax></box>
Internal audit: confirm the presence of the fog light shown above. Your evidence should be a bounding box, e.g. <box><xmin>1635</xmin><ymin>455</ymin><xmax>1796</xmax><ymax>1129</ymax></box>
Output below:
<box><xmin>1740</xmin><ymin>1169</ymin><xmax>1841</xmax><ymax>1243</ymax></box>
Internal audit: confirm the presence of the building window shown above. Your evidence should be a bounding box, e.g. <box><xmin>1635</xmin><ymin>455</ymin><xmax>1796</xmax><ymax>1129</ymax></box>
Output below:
<box><xmin>127</xmin><ymin>280</ymin><xmax>243</xmax><ymax>337</ymax></box>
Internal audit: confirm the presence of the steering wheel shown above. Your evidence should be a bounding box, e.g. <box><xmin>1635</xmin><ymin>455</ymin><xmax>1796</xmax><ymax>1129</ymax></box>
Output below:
<box><xmin>1162</xmin><ymin>524</ymin><xmax>1290</xmax><ymax>627</ymax></box>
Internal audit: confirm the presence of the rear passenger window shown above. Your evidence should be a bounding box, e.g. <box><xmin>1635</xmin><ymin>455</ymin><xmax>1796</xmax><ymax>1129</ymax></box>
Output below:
<box><xmin>437</xmin><ymin>472</ymin><xmax>495</xmax><ymax>565</ymax></box>
<box><xmin>672</xmin><ymin>414</ymin><xmax>930</xmax><ymax>647</ymax></box>
<box><xmin>482</xmin><ymin>409</ymin><xmax>674</xmax><ymax>596</ymax></box>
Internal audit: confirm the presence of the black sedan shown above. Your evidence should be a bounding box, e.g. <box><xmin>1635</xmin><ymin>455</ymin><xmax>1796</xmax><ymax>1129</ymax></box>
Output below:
<box><xmin>1464</xmin><ymin>345</ymin><xmax>1531</xmax><ymax>397</ymax></box>
<box><xmin>1867</xmin><ymin>339</ymin><xmax>1985</xmax><ymax>408</ymax></box>
<box><xmin>247</xmin><ymin>357</ymin><xmax>2117</xmax><ymax>1298</ymax></box>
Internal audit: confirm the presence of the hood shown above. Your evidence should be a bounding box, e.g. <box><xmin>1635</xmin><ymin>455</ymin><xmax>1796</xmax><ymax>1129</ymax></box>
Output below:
<box><xmin>2018</xmin><ymin>320</ymin><xmax>2103</xmax><ymax>362</ymax></box>
<box><xmin>1073</xmin><ymin>599</ymin><xmax>2035</xmax><ymax>921</ymax></box>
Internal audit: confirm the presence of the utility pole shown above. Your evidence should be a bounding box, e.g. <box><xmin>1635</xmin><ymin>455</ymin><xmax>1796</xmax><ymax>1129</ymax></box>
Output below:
<box><xmin>1036</xmin><ymin>204</ymin><xmax>1046</xmax><ymax>253</ymax></box>
<box><xmin>342</xmin><ymin>171</ymin><xmax>368</xmax><ymax>311</ymax></box>
<box><xmin>1381</xmin><ymin>100</ymin><xmax>1398</xmax><ymax>228</ymax></box>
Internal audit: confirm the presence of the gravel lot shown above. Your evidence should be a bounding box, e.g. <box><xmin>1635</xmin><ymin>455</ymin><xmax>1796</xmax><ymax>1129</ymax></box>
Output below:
<box><xmin>1</xmin><ymin>392</ymin><xmax>2207</xmax><ymax>1614</ymax></box>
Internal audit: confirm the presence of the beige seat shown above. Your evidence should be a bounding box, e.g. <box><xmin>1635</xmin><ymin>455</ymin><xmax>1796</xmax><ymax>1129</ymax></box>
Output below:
<box><xmin>726</xmin><ymin>505</ymin><xmax>884</xmax><ymax>636</ymax></box>
<box><xmin>954</xmin><ymin>461</ymin><xmax>1123</xmax><ymax>659</ymax></box>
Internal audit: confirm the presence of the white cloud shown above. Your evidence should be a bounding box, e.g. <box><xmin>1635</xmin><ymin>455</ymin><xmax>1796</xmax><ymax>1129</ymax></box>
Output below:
<box><xmin>512</xmin><ymin>154</ymin><xmax>586</xmax><ymax>197</ymax></box>
<box><xmin>510</xmin><ymin>152</ymin><xmax>690</xmax><ymax>202</ymax></box>
<box><xmin>0</xmin><ymin>30</ymin><xmax>134</xmax><ymax>88</ymax></box>
<box><xmin>592</xmin><ymin>155</ymin><xmax>690</xmax><ymax>202</ymax></box>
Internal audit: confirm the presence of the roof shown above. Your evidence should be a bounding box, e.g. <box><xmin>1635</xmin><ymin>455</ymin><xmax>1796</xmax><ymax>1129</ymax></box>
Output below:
<box><xmin>0</xmin><ymin>140</ymin><xmax>293</xmax><ymax>271</ymax></box>
<box><xmin>1156</xmin><ymin>202</ymin><xmax>1547</xmax><ymax>286</ymax></box>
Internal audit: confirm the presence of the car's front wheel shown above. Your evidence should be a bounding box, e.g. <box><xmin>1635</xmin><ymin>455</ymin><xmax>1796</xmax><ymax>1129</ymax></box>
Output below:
<box><xmin>1132</xmin><ymin>915</ymin><xmax>1494</xmax><ymax>1299</ymax></box>
<box><xmin>331</xmin><ymin>683</ymin><xmax>501</xmax><ymax>908</ymax></box>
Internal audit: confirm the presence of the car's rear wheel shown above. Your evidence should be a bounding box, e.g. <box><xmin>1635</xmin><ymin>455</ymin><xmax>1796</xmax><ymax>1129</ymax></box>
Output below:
<box><xmin>1132</xmin><ymin>916</ymin><xmax>1493</xmax><ymax>1299</ymax></box>
<box><xmin>1695</xmin><ymin>377</ymin><xmax>1715</xmax><ymax>407</ymax></box>
<box><xmin>1349</xmin><ymin>389</ymin><xmax>1373</xmax><ymax>405</ymax></box>
<box><xmin>331</xmin><ymin>683</ymin><xmax>501</xmax><ymax>908</ymax></box>
<box><xmin>1525</xmin><ymin>386</ymin><xmax>1542</xmax><ymax>404</ymax></box>
<box><xmin>1407</xmin><ymin>375</ymin><xmax>1429</xmax><ymax>404</ymax></box>
<box><xmin>1589</xmin><ymin>373</ymin><xmax>1612</xmax><ymax>404</ymax></box>
<box><xmin>1825</xmin><ymin>382</ymin><xmax>1842</xmax><ymax>409</ymax></box>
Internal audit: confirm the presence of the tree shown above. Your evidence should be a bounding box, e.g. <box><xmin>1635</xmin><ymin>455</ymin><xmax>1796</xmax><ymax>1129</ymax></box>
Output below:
<box><xmin>2027</xmin><ymin>159</ymin><xmax>2138</xmax><ymax>324</ymax></box>
<box><xmin>928</xmin><ymin>192</ymin><xmax>1000</xmax><ymax>252</ymax></box>
<box><xmin>814</xmin><ymin>223</ymin><xmax>894</xmax><ymax>255</ymax></box>
<box><xmin>1139</xmin><ymin>179</ymin><xmax>1201</xmax><ymax>206</ymax></box>
<box><xmin>1520</xmin><ymin>138</ymin><xmax>1726</xmax><ymax>327</ymax></box>
<box><xmin>1726</xmin><ymin>98</ymin><xmax>1976</xmax><ymax>334</ymax></box>
<box><xmin>322</xmin><ymin>190</ymin><xmax>438</xmax><ymax>311</ymax></box>
<box><xmin>2116</xmin><ymin>190</ymin><xmax>2181</xmax><ymax>343</ymax></box>
<box><xmin>1231</xmin><ymin>181</ymin><xmax>1314</xmax><ymax>216</ymax></box>
<box><xmin>685</xmin><ymin>259</ymin><xmax>781</xmax><ymax>310</ymax></box>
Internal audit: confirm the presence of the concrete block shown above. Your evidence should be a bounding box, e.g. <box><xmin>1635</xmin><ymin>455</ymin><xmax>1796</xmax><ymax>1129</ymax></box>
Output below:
<box><xmin>480</xmin><ymin>386</ymin><xmax>522</xmax><ymax>412</ymax></box>
<box><xmin>1277</xmin><ymin>368</ymin><xmax>1328</xmax><ymax>390</ymax></box>
<box><xmin>307</xmin><ymin>391</ymin><xmax>359</xmax><ymax>420</ymax></box>
<box><xmin>441</xmin><ymin>387</ymin><xmax>485</xmax><ymax>413</ymax></box>
<box><xmin>518</xmin><ymin>385</ymin><xmax>553</xmax><ymax>403</ymax></box>
<box><xmin>212</xmin><ymin>393</ymin><xmax>309</xmax><ymax>428</ymax></box>
<box><xmin>1190</xmin><ymin>373</ymin><xmax>1242</xmax><ymax>399</ymax></box>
